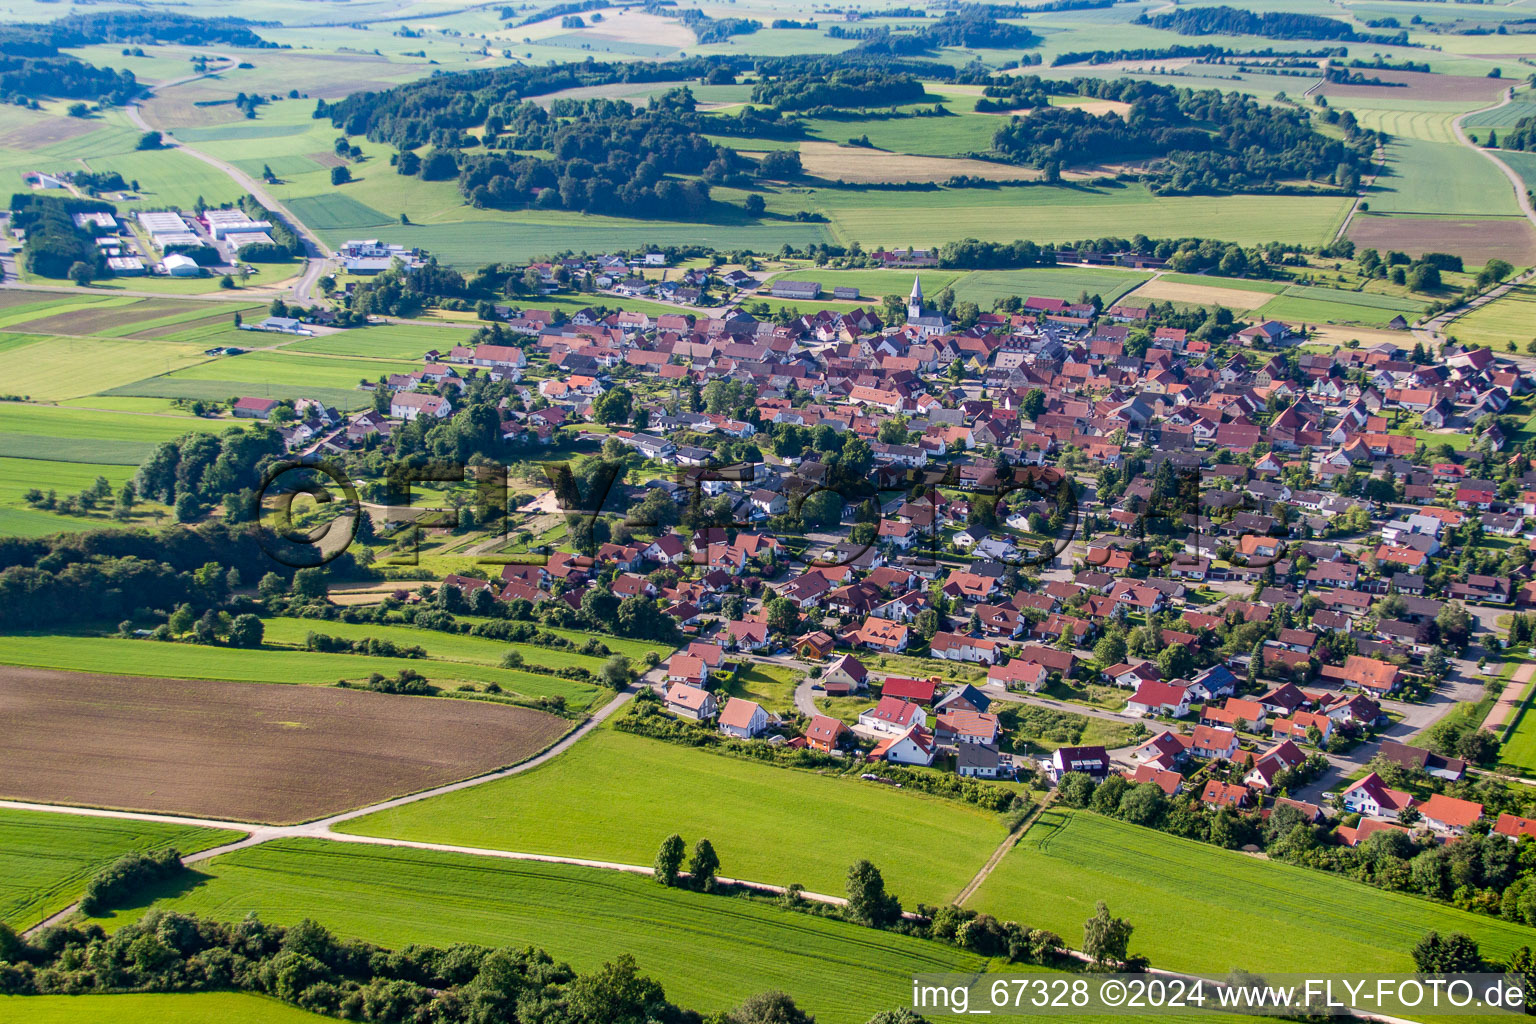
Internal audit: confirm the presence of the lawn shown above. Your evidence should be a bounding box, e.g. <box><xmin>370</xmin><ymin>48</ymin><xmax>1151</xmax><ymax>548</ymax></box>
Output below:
<box><xmin>88</xmin><ymin>147</ymin><xmax>248</xmax><ymax>211</ymax></box>
<box><xmin>0</xmin><ymin>634</ymin><xmax>601</xmax><ymax>711</ymax></box>
<box><xmin>337</xmin><ymin>725</ymin><xmax>1004</xmax><ymax>905</ymax></box>
<box><xmin>0</xmin><ymin>458</ymin><xmax>150</xmax><ymax>537</ymax></box>
<box><xmin>159</xmin><ymin>349</ymin><xmax>420</xmax><ymax>391</ymax></box>
<box><xmin>723</xmin><ymin>663</ymin><xmax>802</xmax><ymax>717</ymax></box>
<box><xmin>283</xmin><ymin>323</ymin><xmax>457</xmax><ymax>359</ymax></box>
<box><xmin>805</xmin><ymin>181</ymin><xmax>1351</xmax><ymax>249</ymax></box>
<box><xmin>972</xmin><ymin>809</ymin><xmax>1536</xmax><ymax>974</ymax></box>
<box><xmin>0</xmin><ymin>807</ymin><xmax>241</xmax><ymax>930</ymax></box>
<box><xmin>541</xmin><ymin>626</ymin><xmax>669</xmax><ymax>662</ymax></box>
<box><xmin>1498</xmin><ymin>678</ymin><xmax>1536</xmax><ymax>778</ymax></box>
<box><xmin>102</xmin><ymin>838</ymin><xmax>988</xmax><ymax>1024</ymax></box>
<box><xmin>0</xmin><ymin>403</ymin><xmax>238</xmax><ymax>465</ymax></box>
<box><xmin>0</xmin><ymin>993</ymin><xmax>329</xmax><ymax>1023</ymax></box>
<box><xmin>1255</xmin><ymin>294</ymin><xmax>1424</xmax><ymax>328</ymax></box>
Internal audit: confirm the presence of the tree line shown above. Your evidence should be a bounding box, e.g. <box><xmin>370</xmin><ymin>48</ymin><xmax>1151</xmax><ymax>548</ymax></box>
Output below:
<box><xmin>989</xmin><ymin>77</ymin><xmax>1378</xmax><ymax>195</ymax></box>
<box><xmin>1139</xmin><ymin>5</ymin><xmax>1409</xmax><ymax>45</ymax></box>
<box><xmin>749</xmin><ymin>69</ymin><xmax>928</xmax><ymax>111</ymax></box>
<box><xmin>1051</xmin><ymin>44</ymin><xmax>1345</xmax><ymax>67</ymax></box>
<box><xmin>844</xmin><ymin>7</ymin><xmax>1038</xmax><ymax>56</ymax></box>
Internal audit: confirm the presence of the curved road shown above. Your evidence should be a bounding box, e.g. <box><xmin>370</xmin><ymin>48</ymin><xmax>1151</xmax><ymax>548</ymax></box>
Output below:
<box><xmin>126</xmin><ymin>93</ymin><xmax>332</xmax><ymax>306</ymax></box>
<box><xmin>1452</xmin><ymin>86</ymin><xmax>1536</xmax><ymax>229</ymax></box>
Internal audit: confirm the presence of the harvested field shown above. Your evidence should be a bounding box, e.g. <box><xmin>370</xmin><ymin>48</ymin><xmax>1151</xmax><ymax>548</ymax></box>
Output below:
<box><xmin>1118</xmin><ymin>277</ymin><xmax>1276</xmax><ymax>310</ymax></box>
<box><xmin>1053</xmin><ymin>98</ymin><xmax>1133</xmax><ymax>117</ymax></box>
<box><xmin>1305</xmin><ymin>324</ymin><xmax>1419</xmax><ymax>351</ymax></box>
<box><xmin>0</xmin><ymin>112</ymin><xmax>97</xmax><ymax>151</ymax></box>
<box><xmin>0</xmin><ymin>667</ymin><xmax>570</xmax><ymax>824</ymax></box>
<box><xmin>1318</xmin><ymin>70</ymin><xmax>1511</xmax><ymax>104</ymax></box>
<box><xmin>10</xmin><ymin>299</ymin><xmax>186</xmax><ymax>337</ymax></box>
<box><xmin>799</xmin><ymin>142</ymin><xmax>1040</xmax><ymax>184</ymax></box>
<box><xmin>1347</xmin><ymin>214</ymin><xmax>1536</xmax><ymax>266</ymax></box>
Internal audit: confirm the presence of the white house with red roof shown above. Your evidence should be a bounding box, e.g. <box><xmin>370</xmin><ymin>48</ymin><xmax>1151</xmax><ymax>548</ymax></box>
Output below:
<box><xmin>1125</xmin><ymin>763</ymin><xmax>1184</xmax><ymax>795</ymax></box>
<box><xmin>1125</xmin><ymin>680</ymin><xmax>1192</xmax><ymax>718</ymax></box>
<box><xmin>1416</xmin><ymin>793</ymin><xmax>1483</xmax><ymax>835</ymax></box>
<box><xmin>718</xmin><ymin>697</ymin><xmax>769</xmax><ymax>740</ymax></box>
<box><xmin>1190</xmin><ymin>724</ymin><xmax>1239</xmax><ymax>761</ymax></box>
<box><xmin>1341</xmin><ymin>772</ymin><xmax>1413</xmax><ymax>818</ymax></box>
<box><xmin>665</xmin><ymin>653</ymin><xmax>709</xmax><ymax>686</ymax></box>
<box><xmin>989</xmin><ymin>659</ymin><xmax>1047</xmax><ymax>692</ymax></box>
<box><xmin>929</xmin><ymin>631</ymin><xmax>998</xmax><ymax>664</ymax></box>
<box><xmin>859</xmin><ymin>696</ymin><xmax>927</xmax><ymax>735</ymax></box>
<box><xmin>871</xmin><ymin>726</ymin><xmax>936</xmax><ymax>766</ymax></box>
<box><xmin>1243</xmin><ymin>739</ymin><xmax>1306</xmax><ymax>792</ymax></box>
<box><xmin>1130</xmin><ymin>730</ymin><xmax>1190</xmax><ymax>771</ymax></box>
<box><xmin>1495</xmin><ymin>813</ymin><xmax>1536</xmax><ymax>841</ymax></box>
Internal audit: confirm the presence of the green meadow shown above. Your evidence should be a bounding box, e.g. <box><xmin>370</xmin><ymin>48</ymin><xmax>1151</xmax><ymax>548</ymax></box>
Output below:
<box><xmin>0</xmin><ymin>634</ymin><xmax>602</xmax><ymax>711</ymax></box>
<box><xmin>102</xmin><ymin>838</ymin><xmax>988</xmax><ymax>1024</ymax></box>
<box><xmin>0</xmin><ymin>404</ymin><xmax>239</xmax><ymax>465</ymax></box>
<box><xmin>0</xmin><ymin>336</ymin><xmax>213</xmax><ymax>402</ymax></box>
<box><xmin>1367</xmin><ymin>136</ymin><xmax>1524</xmax><ymax>218</ymax></box>
<box><xmin>338</xmin><ymin>725</ymin><xmax>1005</xmax><ymax>905</ymax></box>
<box><xmin>0</xmin><ymin>458</ymin><xmax>148</xmax><ymax>538</ymax></box>
<box><xmin>260</xmin><ymin>617</ymin><xmax>618</xmax><ymax>676</ymax></box>
<box><xmin>0</xmin><ymin>807</ymin><xmax>240</xmax><ymax>930</ymax></box>
<box><xmin>0</xmin><ymin>993</ymin><xmax>329</xmax><ymax>1024</ymax></box>
<box><xmin>1448</xmin><ymin>283</ymin><xmax>1536</xmax><ymax>350</ymax></box>
<box><xmin>972</xmin><ymin>810</ymin><xmax>1536</xmax><ymax>975</ymax></box>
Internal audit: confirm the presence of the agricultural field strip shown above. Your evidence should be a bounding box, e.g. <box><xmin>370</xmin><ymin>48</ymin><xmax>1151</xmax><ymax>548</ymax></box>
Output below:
<box><xmin>0</xmin><ymin>807</ymin><xmax>243</xmax><ymax>930</ymax></box>
<box><xmin>0</xmin><ymin>635</ymin><xmax>601</xmax><ymax>709</ymax></box>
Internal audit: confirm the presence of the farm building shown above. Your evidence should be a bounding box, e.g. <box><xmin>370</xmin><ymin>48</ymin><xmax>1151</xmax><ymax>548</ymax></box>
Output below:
<box><xmin>770</xmin><ymin>280</ymin><xmax>821</xmax><ymax>300</ymax></box>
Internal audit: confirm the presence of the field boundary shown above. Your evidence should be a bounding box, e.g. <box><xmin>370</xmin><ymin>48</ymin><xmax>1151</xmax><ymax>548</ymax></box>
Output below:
<box><xmin>1484</xmin><ymin>661</ymin><xmax>1536</xmax><ymax>738</ymax></box>
<box><xmin>955</xmin><ymin>791</ymin><xmax>1055</xmax><ymax>906</ymax></box>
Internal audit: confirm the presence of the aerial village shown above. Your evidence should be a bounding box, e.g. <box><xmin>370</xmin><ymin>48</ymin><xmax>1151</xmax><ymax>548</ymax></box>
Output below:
<box><xmin>240</xmin><ymin>250</ymin><xmax>1536</xmax><ymax>852</ymax></box>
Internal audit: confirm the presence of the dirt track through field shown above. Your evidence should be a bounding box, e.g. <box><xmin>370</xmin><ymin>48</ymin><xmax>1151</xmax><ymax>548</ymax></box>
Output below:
<box><xmin>0</xmin><ymin>667</ymin><xmax>568</xmax><ymax>824</ymax></box>
<box><xmin>1484</xmin><ymin>662</ymin><xmax>1536</xmax><ymax>735</ymax></box>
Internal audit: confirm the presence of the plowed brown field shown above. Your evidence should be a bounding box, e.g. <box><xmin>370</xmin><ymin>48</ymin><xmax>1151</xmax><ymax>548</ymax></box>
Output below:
<box><xmin>0</xmin><ymin>667</ymin><xmax>569</xmax><ymax>824</ymax></box>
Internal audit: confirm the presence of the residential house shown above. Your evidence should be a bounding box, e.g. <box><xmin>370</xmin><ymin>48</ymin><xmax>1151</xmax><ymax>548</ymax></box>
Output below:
<box><xmin>718</xmin><ymin>697</ymin><xmax>770</xmax><ymax>740</ymax></box>
<box><xmin>1341</xmin><ymin>772</ymin><xmax>1413</xmax><ymax>818</ymax></box>
<box><xmin>859</xmin><ymin>696</ymin><xmax>927</xmax><ymax>735</ymax></box>
<box><xmin>664</xmin><ymin>683</ymin><xmax>718</xmax><ymax>721</ymax></box>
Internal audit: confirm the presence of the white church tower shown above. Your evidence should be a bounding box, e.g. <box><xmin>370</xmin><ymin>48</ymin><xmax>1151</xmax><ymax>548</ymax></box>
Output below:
<box><xmin>908</xmin><ymin>274</ymin><xmax>923</xmax><ymax>320</ymax></box>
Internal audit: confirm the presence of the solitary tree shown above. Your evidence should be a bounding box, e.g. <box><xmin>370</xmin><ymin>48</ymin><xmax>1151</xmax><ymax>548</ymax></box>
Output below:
<box><xmin>654</xmin><ymin>833</ymin><xmax>685</xmax><ymax>887</ymax></box>
<box><xmin>1082</xmin><ymin>901</ymin><xmax>1133</xmax><ymax>967</ymax></box>
<box><xmin>846</xmin><ymin>859</ymin><xmax>901</xmax><ymax>927</ymax></box>
<box><xmin>600</xmin><ymin>654</ymin><xmax>632</xmax><ymax>688</ymax></box>
<box><xmin>689</xmin><ymin>838</ymin><xmax>719</xmax><ymax>892</ymax></box>
<box><xmin>227</xmin><ymin>613</ymin><xmax>264</xmax><ymax>648</ymax></box>
<box><xmin>1412</xmin><ymin>931</ymin><xmax>1483</xmax><ymax>974</ymax></box>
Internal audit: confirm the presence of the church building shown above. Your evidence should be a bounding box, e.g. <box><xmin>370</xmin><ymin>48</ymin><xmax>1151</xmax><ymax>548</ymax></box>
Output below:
<box><xmin>905</xmin><ymin>274</ymin><xmax>949</xmax><ymax>338</ymax></box>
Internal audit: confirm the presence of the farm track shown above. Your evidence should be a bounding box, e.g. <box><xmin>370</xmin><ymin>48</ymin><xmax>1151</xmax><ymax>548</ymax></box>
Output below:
<box><xmin>1451</xmin><ymin>87</ymin><xmax>1536</xmax><ymax>232</ymax></box>
<box><xmin>11</xmin><ymin>667</ymin><xmax>651</xmax><ymax>936</ymax></box>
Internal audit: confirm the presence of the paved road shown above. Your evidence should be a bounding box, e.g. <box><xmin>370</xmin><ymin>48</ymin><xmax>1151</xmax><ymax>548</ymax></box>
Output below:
<box><xmin>1453</xmin><ymin>87</ymin><xmax>1536</xmax><ymax>229</ymax></box>
<box><xmin>126</xmin><ymin>93</ymin><xmax>332</xmax><ymax>306</ymax></box>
